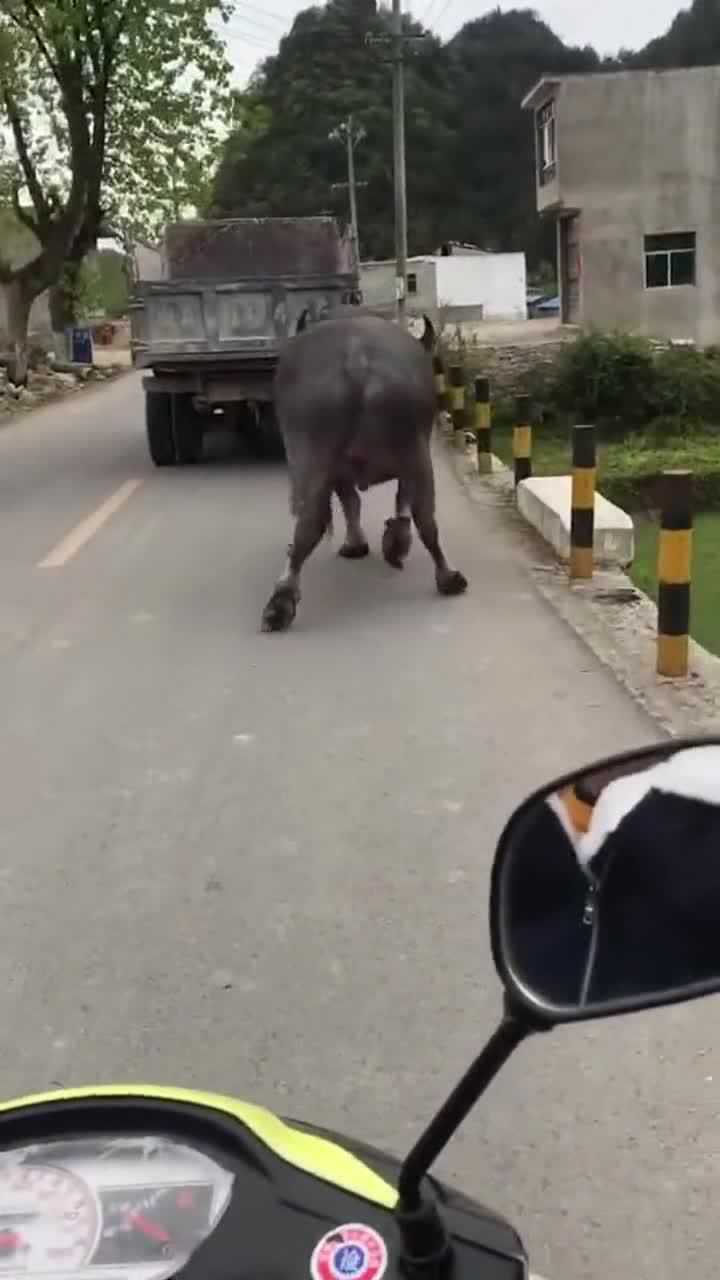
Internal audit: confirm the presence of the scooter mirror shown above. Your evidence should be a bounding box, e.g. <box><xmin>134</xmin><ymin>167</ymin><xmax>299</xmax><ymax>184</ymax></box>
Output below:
<box><xmin>490</xmin><ymin>737</ymin><xmax>720</xmax><ymax>1026</ymax></box>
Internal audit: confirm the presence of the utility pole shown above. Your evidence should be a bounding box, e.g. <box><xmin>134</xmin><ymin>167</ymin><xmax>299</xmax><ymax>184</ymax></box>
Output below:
<box><xmin>367</xmin><ymin>7</ymin><xmax>428</xmax><ymax>327</ymax></box>
<box><xmin>330</xmin><ymin>116</ymin><xmax>367</xmax><ymax>267</ymax></box>
<box><xmin>391</xmin><ymin>0</ymin><xmax>407</xmax><ymax>327</ymax></box>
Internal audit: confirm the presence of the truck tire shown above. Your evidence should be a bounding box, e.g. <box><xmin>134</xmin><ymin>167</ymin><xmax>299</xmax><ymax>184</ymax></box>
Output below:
<box><xmin>172</xmin><ymin>394</ymin><xmax>203</xmax><ymax>465</ymax></box>
<box><xmin>256</xmin><ymin>402</ymin><xmax>286</xmax><ymax>461</ymax></box>
<box><xmin>146</xmin><ymin>391</ymin><xmax>176</xmax><ymax>466</ymax></box>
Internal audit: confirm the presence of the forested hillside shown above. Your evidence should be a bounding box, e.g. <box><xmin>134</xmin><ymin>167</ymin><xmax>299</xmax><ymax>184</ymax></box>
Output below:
<box><xmin>210</xmin><ymin>1</ymin><xmax>713</xmax><ymax>267</ymax></box>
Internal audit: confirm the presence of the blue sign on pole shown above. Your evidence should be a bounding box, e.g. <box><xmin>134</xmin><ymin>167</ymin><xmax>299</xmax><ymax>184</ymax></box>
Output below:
<box><xmin>68</xmin><ymin>326</ymin><xmax>93</xmax><ymax>365</ymax></box>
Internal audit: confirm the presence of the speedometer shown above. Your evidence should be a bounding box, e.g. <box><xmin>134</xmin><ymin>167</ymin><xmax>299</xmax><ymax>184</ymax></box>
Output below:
<box><xmin>0</xmin><ymin>1163</ymin><xmax>98</xmax><ymax>1273</ymax></box>
<box><xmin>0</xmin><ymin>1135</ymin><xmax>234</xmax><ymax>1278</ymax></box>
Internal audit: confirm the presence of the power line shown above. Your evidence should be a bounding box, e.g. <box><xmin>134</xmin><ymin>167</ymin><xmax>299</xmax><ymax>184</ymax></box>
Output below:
<box><xmin>226</xmin><ymin>30</ymin><xmax>275</xmax><ymax>52</ymax></box>
<box><xmin>212</xmin><ymin>11</ymin><xmax>277</xmax><ymax>52</ymax></box>
<box><xmin>225</xmin><ymin>18</ymin><xmax>280</xmax><ymax>50</ymax></box>
<box><xmin>229</xmin><ymin>0</ymin><xmax>291</xmax><ymax>27</ymax></box>
<box><xmin>226</xmin><ymin>14</ymin><xmax>283</xmax><ymax>39</ymax></box>
<box><xmin>422</xmin><ymin>0</ymin><xmax>454</xmax><ymax>33</ymax></box>
<box><xmin>227</xmin><ymin>9</ymin><xmax>286</xmax><ymax>34</ymax></box>
<box><xmin>419</xmin><ymin>0</ymin><xmax>438</xmax><ymax>27</ymax></box>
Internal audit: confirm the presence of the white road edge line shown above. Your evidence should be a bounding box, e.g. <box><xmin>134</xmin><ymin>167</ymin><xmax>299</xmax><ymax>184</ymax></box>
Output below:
<box><xmin>37</xmin><ymin>478</ymin><xmax>143</xmax><ymax>569</ymax></box>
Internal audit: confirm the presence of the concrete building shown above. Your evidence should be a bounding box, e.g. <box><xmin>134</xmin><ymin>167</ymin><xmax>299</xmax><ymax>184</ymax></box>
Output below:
<box><xmin>360</xmin><ymin>249</ymin><xmax>527</xmax><ymax>324</ymax></box>
<box><xmin>522</xmin><ymin>66</ymin><xmax>720</xmax><ymax>345</ymax></box>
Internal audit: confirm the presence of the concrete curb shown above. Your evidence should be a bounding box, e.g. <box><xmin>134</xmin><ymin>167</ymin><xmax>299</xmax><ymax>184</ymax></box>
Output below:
<box><xmin>441</xmin><ymin>435</ymin><xmax>720</xmax><ymax>739</ymax></box>
<box><xmin>516</xmin><ymin>474</ymin><xmax>634</xmax><ymax>569</ymax></box>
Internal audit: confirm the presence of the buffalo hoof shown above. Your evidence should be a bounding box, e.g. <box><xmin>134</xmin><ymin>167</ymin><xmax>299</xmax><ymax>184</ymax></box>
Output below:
<box><xmin>437</xmin><ymin>569</ymin><xmax>468</xmax><ymax>597</ymax></box>
<box><xmin>262</xmin><ymin>587</ymin><xmax>299</xmax><ymax>632</ymax></box>
<box><xmin>382</xmin><ymin>516</ymin><xmax>412</xmax><ymax>570</ymax></box>
<box><xmin>339</xmin><ymin>542</ymin><xmax>370</xmax><ymax>559</ymax></box>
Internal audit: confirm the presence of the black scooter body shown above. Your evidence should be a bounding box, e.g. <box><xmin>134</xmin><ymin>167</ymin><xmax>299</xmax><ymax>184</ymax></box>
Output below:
<box><xmin>0</xmin><ymin>1094</ymin><xmax>528</xmax><ymax>1279</ymax></box>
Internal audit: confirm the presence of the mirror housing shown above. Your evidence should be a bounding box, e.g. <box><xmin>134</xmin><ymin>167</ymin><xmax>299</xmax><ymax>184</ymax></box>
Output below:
<box><xmin>395</xmin><ymin>736</ymin><xmax>720</xmax><ymax>1269</ymax></box>
<box><xmin>490</xmin><ymin>737</ymin><xmax>720</xmax><ymax>1027</ymax></box>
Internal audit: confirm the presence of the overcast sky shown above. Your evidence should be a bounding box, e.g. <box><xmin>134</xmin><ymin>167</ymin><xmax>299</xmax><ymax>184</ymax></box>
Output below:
<box><xmin>222</xmin><ymin>0</ymin><xmax>688</xmax><ymax>86</ymax></box>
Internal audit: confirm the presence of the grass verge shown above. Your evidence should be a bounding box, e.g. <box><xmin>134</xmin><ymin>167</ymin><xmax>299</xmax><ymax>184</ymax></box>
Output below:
<box><xmin>488</xmin><ymin>418</ymin><xmax>720</xmax><ymax>512</ymax></box>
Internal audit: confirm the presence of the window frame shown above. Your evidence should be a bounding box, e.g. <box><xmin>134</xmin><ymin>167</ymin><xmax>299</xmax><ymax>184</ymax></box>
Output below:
<box><xmin>644</xmin><ymin>232</ymin><xmax>697</xmax><ymax>291</ymax></box>
<box><xmin>537</xmin><ymin>99</ymin><xmax>557</xmax><ymax>186</ymax></box>
<box><xmin>407</xmin><ymin>272</ymin><xmax>418</xmax><ymax>295</ymax></box>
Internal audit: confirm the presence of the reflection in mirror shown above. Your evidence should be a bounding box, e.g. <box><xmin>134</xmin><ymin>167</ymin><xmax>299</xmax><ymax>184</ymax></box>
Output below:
<box><xmin>493</xmin><ymin>742</ymin><xmax>720</xmax><ymax>1021</ymax></box>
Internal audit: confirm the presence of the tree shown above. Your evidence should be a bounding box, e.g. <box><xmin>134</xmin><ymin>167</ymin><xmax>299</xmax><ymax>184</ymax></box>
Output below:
<box><xmin>77</xmin><ymin>248</ymin><xmax>130</xmax><ymax>319</ymax></box>
<box><xmin>448</xmin><ymin>9</ymin><xmax>599</xmax><ymax>265</ymax></box>
<box><xmin>626</xmin><ymin>0</ymin><xmax>720</xmax><ymax>67</ymax></box>
<box><xmin>209</xmin><ymin>4</ymin><xmax>603</xmax><ymax>264</ymax></box>
<box><xmin>210</xmin><ymin>0</ymin><xmax>458</xmax><ymax>260</ymax></box>
<box><xmin>0</xmin><ymin>0</ymin><xmax>235</xmax><ymax>380</ymax></box>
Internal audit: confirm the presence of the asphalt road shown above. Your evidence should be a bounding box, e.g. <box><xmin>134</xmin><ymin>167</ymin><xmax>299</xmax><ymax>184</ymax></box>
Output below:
<box><xmin>0</xmin><ymin>372</ymin><xmax>716</xmax><ymax>1280</ymax></box>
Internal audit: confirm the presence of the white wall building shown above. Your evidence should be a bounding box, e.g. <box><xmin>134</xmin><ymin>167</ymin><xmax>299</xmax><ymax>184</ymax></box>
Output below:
<box><xmin>360</xmin><ymin>249</ymin><xmax>527</xmax><ymax>323</ymax></box>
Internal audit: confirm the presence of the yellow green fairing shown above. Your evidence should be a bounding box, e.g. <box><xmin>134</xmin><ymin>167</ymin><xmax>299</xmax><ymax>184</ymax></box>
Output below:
<box><xmin>0</xmin><ymin>1084</ymin><xmax>399</xmax><ymax>1210</ymax></box>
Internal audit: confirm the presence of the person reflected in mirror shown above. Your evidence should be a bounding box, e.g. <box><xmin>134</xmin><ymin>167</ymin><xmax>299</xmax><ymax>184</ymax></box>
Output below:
<box><xmin>579</xmin><ymin>746</ymin><xmax>720</xmax><ymax>1004</ymax></box>
<box><xmin>503</xmin><ymin>786</ymin><xmax>596</xmax><ymax>1006</ymax></box>
<box><xmin>500</xmin><ymin>753</ymin><xmax>680</xmax><ymax>1008</ymax></box>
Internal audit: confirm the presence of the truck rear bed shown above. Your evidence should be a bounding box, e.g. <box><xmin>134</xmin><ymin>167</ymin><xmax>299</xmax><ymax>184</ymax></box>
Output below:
<box><xmin>133</xmin><ymin>273</ymin><xmax>357</xmax><ymax>372</ymax></box>
<box><xmin>134</xmin><ymin>216</ymin><xmax>359</xmax><ymax>467</ymax></box>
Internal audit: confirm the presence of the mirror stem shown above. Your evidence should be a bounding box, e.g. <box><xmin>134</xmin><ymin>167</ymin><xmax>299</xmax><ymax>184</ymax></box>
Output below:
<box><xmin>397</xmin><ymin>1006</ymin><xmax>532</xmax><ymax>1214</ymax></box>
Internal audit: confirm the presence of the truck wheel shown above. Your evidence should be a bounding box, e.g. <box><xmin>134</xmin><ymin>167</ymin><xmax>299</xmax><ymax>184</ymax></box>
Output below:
<box><xmin>172</xmin><ymin>394</ymin><xmax>203</xmax><ymax>465</ymax></box>
<box><xmin>146</xmin><ymin>392</ymin><xmax>176</xmax><ymax>466</ymax></box>
<box><xmin>256</xmin><ymin>403</ymin><xmax>286</xmax><ymax>461</ymax></box>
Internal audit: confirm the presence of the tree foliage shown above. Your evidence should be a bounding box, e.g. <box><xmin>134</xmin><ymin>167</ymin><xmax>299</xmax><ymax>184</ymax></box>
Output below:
<box><xmin>210</xmin><ymin>0</ymin><xmax>720</xmax><ymax>267</ymax></box>
<box><xmin>0</xmin><ymin>0</ymin><xmax>235</xmax><ymax>372</ymax></box>
<box><xmin>212</xmin><ymin>0</ymin><xmax>457</xmax><ymax>260</ymax></box>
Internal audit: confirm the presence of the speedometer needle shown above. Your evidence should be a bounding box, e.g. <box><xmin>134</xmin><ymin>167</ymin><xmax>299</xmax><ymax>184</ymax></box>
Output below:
<box><xmin>0</xmin><ymin>1231</ymin><xmax>24</xmax><ymax>1252</ymax></box>
<box><xmin>127</xmin><ymin>1212</ymin><xmax>170</xmax><ymax>1245</ymax></box>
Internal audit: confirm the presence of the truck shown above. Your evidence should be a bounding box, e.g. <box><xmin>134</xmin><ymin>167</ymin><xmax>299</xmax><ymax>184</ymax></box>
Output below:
<box><xmin>130</xmin><ymin>216</ymin><xmax>360</xmax><ymax>466</ymax></box>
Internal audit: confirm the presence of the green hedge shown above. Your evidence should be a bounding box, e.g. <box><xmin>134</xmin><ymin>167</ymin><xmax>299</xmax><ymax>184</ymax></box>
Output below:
<box><xmin>442</xmin><ymin>331</ymin><xmax>720</xmax><ymax>512</ymax></box>
<box><xmin>547</xmin><ymin>332</ymin><xmax>720</xmax><ymax>429</ymax></box>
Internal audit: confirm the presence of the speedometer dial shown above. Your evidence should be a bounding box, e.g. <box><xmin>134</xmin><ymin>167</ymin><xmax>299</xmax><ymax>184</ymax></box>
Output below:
<box><xmin>0</xmin><ymin>1164</ymin><xmax>98</xmax><ymax>1273</ymax></box>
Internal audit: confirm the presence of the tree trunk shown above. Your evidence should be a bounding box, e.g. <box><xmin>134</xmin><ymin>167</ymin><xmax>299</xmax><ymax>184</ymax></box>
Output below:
<box><xmin>50</xmin><ymin>259</ymin><xmax>83</xmax><ymax>360</ymax></box>
<box><xmin>4</xmin><ymin>280</ymin><xmax>31</xmax><ymax>387</ymax></box>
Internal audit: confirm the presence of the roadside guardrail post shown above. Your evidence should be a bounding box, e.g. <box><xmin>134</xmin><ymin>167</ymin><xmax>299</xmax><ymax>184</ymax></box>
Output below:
<box><xmin>513</xmin><ymin>395</ymin><xmax>532</xmax><ymax>486</ymax></box>
<box><xmin>570</xmin><ymin>424</ymin><xmax>597</xmax><ymax>580</ymax></box>
<box><xmin>449</xmin><ymin>364</ymin><xmax>466</xmax><ymax>449</ymax></box>
<box><xmin>474</xmin><ymin>377</ymin><xmax>492</xmax><ymax>474</ymax></box>
<box><xmin>433</xmin><ymin>354</ymin><xmax>446</xmax><ymax>421</ymax></box>
<box><xmin>657</xmin><ymin>469</ymin><xmax>693</xmax><ymax>678</ymax></box>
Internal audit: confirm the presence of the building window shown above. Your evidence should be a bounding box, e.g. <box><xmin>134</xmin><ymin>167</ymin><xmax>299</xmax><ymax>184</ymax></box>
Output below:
<box><xmin>537</xmin><ymin>100</ymin><xmax>556</xmax><ymax>185</ymax></box>
<box><xmin>644</xmin><ymin>232</ymin><xmax>696</xmax><ymax>289</ymax></box>
<box><xmin>407</xmin><ymin>272</ymin><xmax>418</xmax><ymax>295</ymax></box>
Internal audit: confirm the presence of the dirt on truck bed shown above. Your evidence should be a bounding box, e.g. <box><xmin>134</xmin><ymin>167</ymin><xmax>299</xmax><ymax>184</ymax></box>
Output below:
<box><xmin>164</xmin><ymin>218</ymin><xmax>356</xmax><ymax>281</ymax></box>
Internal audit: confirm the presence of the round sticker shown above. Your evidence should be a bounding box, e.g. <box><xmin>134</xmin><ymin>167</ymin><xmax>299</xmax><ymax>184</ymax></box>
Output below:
<box><xmin>310</xmin><ymin>1223</ymin><xmax>388</xmax><ymax>1280</ymax></box>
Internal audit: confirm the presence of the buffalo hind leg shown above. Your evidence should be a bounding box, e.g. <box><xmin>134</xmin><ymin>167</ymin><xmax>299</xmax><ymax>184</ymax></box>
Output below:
<box><xmin>382</xmin><ymin>481</ymin><xmax>413</xmax><ymax>570</ymax></box>
<box><xmin>411</xmin><ymin>455</ymin><xmax>468</xmax><ymax>596</ymax></box>
<box><xmin>262</xmin><ymin>491</ymin><xmax>331</xmax><ymax>632</ymax></box>
<box><xmin>336</xmin><ymin>482</ymin><xmax>369</xmax><ymax>559</ymax></box>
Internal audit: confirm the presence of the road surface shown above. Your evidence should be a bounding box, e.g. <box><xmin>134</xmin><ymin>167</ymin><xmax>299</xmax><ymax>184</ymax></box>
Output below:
<box><xmin>0</xmin><ymin>373</ymin><xmax>716</xmax><ymax>1280</ymax></box>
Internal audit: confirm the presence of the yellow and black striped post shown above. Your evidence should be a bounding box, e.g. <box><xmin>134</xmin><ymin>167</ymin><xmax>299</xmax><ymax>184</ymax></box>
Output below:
<box><xmin>657</xmin><ymin>469</ymin><xmax>693</xmax><ymax>678</ymax></box>
<box><xmin>449</xmin><ymin>363</ymin><xmax>466</xmax><ymax>449</ymax></box>
<box><xmin>570</xmin><ymin>424</ymin><xmax>596</xmax><ymax>580</ymax></box>
<box><xmin>513</xmin><ymin>394</ymin><xmax>532</xmax><ymax>485</ymax></box>
<box><xmin>433</xmin><ymin>354</ymin><xmax>446</xmax><ymax>420</ymax></box>
<box><xmin>474</xmin><ymin>377</ymin><xmax>492</xmax><ymax>474</ymax></box>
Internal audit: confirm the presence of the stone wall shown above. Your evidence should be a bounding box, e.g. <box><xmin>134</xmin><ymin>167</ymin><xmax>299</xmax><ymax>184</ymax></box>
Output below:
<box><xmin>441</xmin><ymin>336</ymin><xmax>573</xmax><ymax>399</ymax></box>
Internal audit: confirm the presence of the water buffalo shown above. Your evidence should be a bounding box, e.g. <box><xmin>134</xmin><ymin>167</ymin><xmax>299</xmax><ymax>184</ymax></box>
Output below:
<box><xmin>261</xmin><ymin>308</ymin><xmax>468</xmax><ymax>632</ymax></box>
